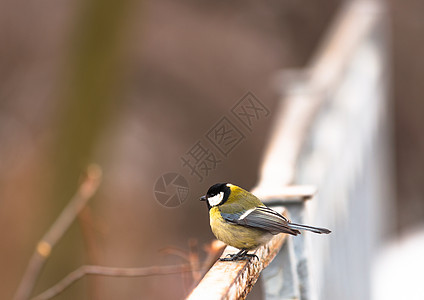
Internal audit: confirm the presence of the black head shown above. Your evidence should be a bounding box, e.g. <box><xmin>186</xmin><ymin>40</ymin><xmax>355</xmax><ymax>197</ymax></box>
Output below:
<box><xmin>200</xmin><ymin>183</ymin><xmax>231</xmax><ymax>209</ymax></box>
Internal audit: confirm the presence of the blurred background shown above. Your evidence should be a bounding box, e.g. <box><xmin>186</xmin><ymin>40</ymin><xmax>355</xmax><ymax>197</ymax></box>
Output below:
<box><xmin>0</xmin><ymin>0</ymin><xmax>423</xmax><ymax>299</ymax></box>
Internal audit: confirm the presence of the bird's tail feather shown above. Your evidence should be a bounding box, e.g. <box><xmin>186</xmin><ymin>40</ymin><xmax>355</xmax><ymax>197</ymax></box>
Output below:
<box><xmin>287</xmin><ymin>223</ymin><xmax>331</xmax><ymax>234</ymax></box>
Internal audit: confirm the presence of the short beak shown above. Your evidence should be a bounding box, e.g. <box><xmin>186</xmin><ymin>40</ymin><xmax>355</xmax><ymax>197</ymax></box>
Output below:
<box><xmin>200</xmin><ymin>195</ymin><xmax>206</xmax><ymax>201</ymax></box>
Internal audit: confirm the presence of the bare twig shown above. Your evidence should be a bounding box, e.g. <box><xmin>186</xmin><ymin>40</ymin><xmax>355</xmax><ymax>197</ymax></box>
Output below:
<box><xmin>160</xmin><ymin>246</ymin><xmax>191</xmax><ymax>262</ymax></box>
<box><xmin>190</xmin><ymin>240</ymin><xmax>226</xmax><ymax>289</ymax></box>
<box><xmin>31</xmin><ymin>264</ymin><xmax>196</xmax><ymax>300</ymax></box>
<box><xmin>14</xmin><ymin>164</ymin><xmax>103</xmax><ymax>300</ymax></box>
<box><xmin>30</xmin><ymin>239</ymin><xmax>225</xmax><ymax>300</ymax></box>
<box><xmin>188</xmin><ymin>239</ymin><xmax>201</xmax><ymax>282</ymax></box>
<box><xmin>77</xmin><ymin>206</ymin><xmax>105</xmax><ymax>299</ymax></box>
<box><xmin>78</xmin><ymin>206</ymin><xmax>104</xmax><ymax>265</ymax></box>
<box><xmin>161</xmin><ymin>240</ymin><xmax>225</xmax><ymax>294</ymax></box>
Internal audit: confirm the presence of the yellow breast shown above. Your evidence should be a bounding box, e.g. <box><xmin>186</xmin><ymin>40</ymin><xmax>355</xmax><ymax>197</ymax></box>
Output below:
<box><xmin>209</xmin><ymin>207</ymin><xmax>272</xmax><ymax>250</ymax></box>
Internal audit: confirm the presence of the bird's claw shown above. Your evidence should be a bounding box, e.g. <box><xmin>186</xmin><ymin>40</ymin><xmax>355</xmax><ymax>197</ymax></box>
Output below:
<box><xmin>220</xmin><ymin>252</ymin><xmax>259</xmax><ymax>261</ymax></box>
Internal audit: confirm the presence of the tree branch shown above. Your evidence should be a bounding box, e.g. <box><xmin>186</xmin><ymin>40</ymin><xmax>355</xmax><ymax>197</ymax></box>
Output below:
<box><xmin>31</xmin><ymin>264</ymin><xmax>195</xmax><ymax>300</ymax></box>
<box><xmin>14</xmin><ymin>164</ymin><xmax>103</xmax><ymax>300</ymax></box>
<box><xmin>30</xmin><ymin>240</ymin><xmax>225</xmax><ymax>300</ymax></box>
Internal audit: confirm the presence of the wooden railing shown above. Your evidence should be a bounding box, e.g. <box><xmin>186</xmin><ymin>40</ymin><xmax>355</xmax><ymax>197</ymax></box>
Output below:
<box><xmin>188</xmin><ymin>1</ymin><xmax>389</xmax><ymax>299</ymax></box>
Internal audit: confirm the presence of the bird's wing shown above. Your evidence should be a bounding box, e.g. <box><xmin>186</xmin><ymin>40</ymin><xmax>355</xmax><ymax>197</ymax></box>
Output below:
<box><xmin>220</xmin><ymin>206</ymin><xmax>300</xmax><ymax>235</ymax></box>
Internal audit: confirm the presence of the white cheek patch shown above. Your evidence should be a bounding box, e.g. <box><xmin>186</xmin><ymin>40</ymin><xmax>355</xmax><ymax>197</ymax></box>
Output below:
<box><xmin>207</xmin><ymin>192</ymin><xmax>224</xmax><ymax>207</ymax></box>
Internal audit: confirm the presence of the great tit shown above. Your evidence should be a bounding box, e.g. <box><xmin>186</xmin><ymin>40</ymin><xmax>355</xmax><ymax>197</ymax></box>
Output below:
<box><xmin>200</xmin><ymin>183</ymin><xmax>331</xmax><ymax>261</ymax></box>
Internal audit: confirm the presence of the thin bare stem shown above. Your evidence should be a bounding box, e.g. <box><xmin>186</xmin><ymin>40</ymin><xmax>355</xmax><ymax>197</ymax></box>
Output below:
<box><xmin>188</xmin><ymin>239</ymin><xmax>201</xmax><ymax>282</ymax></box>
<box><xmin>31</xmin><ymin>264</ymin><xmax>196</xmax><ymax>300</ymax></box>
<box><xmin>77</xmin><ymin>206</ymin><xmax>104</xmax><ymax>299</ymax></box>
<box><xmin>190</xmin><ymin>240</ymin><xmax>226</xmax><ymax>289</ymax></box>
<box><xmin>14</xmin><ymin>165</ymin><xmax>103</xmax><ymax>300</ymax></box>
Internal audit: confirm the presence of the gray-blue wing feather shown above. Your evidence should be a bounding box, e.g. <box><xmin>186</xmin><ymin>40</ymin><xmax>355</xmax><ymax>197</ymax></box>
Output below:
<box><xmin>220</xmin><ymin>206</ymin><xmax>300</xmax><ymax>235</ymax></box>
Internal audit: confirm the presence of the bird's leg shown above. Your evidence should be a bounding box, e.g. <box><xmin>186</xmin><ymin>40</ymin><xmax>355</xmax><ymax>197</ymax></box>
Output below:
<box><xmin>220</xmin><ymin>249</ymin><xmax>258</xmax><ymax>261</ymax></box>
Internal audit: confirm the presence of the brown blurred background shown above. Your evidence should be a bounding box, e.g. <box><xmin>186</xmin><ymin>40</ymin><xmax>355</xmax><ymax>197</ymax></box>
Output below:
<box><xmin>0</xmin><ymin>0</ymin><xmax>422</xmax><ymax>299</ymax></box>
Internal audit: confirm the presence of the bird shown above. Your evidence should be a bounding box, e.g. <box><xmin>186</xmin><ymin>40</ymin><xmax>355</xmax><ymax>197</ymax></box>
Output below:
<box><xmin>200</xmin><ymin>183</ymin><xmax>331</xmax><ymax>261</ymax></box>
